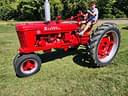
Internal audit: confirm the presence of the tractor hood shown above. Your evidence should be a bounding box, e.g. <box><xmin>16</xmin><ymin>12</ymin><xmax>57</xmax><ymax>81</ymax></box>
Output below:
<box><xmin>16</xmin><ymin>21</ymin><xmax>45</xmax><ymax>32</ymax></box>
<box><xmin>16</xmin><ymin>21</ymin><xmax>79</xmax><ymax>34</ymax></box>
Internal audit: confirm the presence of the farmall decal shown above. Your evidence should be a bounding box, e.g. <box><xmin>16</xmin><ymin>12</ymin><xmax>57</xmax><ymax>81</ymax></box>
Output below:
<box><xmin>44</xmin><ymin>26</ymin><xmax>61</xmax><ymax>31</ymax></box>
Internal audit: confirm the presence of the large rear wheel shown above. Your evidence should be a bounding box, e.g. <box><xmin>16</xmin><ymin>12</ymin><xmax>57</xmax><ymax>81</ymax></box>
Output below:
<box><xmin>89</xmin><ymin>23</ymin><xmax>120</xmax><ymax>67</ymax></box>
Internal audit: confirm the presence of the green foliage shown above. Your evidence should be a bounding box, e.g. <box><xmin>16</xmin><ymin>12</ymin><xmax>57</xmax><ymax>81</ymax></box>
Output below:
<box><xmin>0</xmin><ymin>0</ymin><xmax>19</xmax><ymax>20</ymax></box>
<box><xmin>112</xmin><ymin>7</ymin><xmax>126</xmax><ymax>18</ymax></box>
<box><xmin>50</xmin><ymin>0</ymin><xmax>63</xmax><ymax>19</ymax></box>
<box><xmin>97</xmin><ymin>0</ymin><xmax>115</xmax><ymax>18</ymax></box>
<box><xmin>0</xmin><ymin>0</ymin><xmax>128</xmax><ymax>20</ymax></box>
<box><xmin>15</xmin><ymin>0</ymin><xmax>63</xmax><ymax>20</ymax></box>
<box><xmin>114</xmin><ymin>0</ymin><xmax>128</xmax><ymax>17</ymax></box>
<box><xmin>61</xmin><ymin>0</ymin><xmax>89</xmax><ymax>19</ymax></box>
<box><xmin>0</xmin><ymin>5</ymin><xmax>16</xmax><ymax>20</ymax></box>
<box><xmin>16</xmin><ymin>0</ymin><xmax>43</xmax><ymax>20</ymax></box>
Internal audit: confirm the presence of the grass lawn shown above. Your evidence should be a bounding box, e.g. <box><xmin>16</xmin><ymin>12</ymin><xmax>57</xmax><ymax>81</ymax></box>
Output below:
<box><xmin>0</xmin><ymin>22</ymin><xmax>128</xmax><ymax>96</ymax></box>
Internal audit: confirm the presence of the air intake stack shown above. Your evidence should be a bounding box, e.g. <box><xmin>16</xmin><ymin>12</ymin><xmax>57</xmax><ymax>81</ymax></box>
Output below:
<box><xmin>44</xmin><ymin>0</ymin><xmax>51</xmax><ymax>22</ymax></box>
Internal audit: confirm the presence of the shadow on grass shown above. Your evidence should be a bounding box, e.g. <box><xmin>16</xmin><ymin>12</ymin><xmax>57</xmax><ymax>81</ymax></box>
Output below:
<box><xmin>38</xmin><ymin>48</ymin><xmax>95</xmax><ymax>68</ymax></box>
<box><xmin>38</xmin><ymin>49</ymin><xmax>76</xmax><ymax>63</ymax></box>
<box><xmin>122</xmin><ymin>26</ymin><xmax>128</xmax><ymax>30</ymax></box>
<box><xmin>73</xmin><ymin>49</ymin><xmax>96</xmax><ymax>68</ymax></box>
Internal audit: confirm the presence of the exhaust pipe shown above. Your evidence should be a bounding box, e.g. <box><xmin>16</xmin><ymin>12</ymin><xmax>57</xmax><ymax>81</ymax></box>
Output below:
<box><xmin>44</xmin><ymin>0</ymin><xmax>51</xmax><ymax>22</ymax></box>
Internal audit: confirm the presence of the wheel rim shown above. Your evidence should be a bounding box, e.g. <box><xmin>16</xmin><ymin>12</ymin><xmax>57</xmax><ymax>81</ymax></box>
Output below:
<box><xmin>20</xmin><ymin>59</ymin><xmax>38</xmax><ymax>74</ymax></box>
<box><xmin>97</xmin><ymin>31</ymin><xmax>119</xmax><ymax>63</ymax></box>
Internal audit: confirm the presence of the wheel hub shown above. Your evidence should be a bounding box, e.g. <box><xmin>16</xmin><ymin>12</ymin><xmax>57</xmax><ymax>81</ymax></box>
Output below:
<box><xmin>23</xmin><ymin>60</ymin><xmax>36</xmax><ymax>71</ymax></box>
<box><xmin>98</xmin><ymin>33</ymin><xmax>114</xmax><ymax>59</ymax></box>
<box><xmin>20</xmin><ymin>59</ymin><xmax>38</xmax><ymax>74</ymax></box>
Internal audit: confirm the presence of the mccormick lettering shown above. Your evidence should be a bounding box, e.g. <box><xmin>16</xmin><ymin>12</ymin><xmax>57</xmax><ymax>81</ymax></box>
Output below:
<box><xmin>44</xmin><ymin>26</ymin><xmax>61</xmax><ymax>31</ymax></box>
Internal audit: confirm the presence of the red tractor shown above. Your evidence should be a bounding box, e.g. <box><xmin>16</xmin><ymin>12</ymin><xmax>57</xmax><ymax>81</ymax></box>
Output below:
<box><xmin>13</xmin><ymin>0</ymin><xmax>120</xmax><ymax>77</ymax></box>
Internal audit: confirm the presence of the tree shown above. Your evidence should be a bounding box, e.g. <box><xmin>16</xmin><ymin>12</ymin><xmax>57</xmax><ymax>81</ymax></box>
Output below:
<box><xmin>61</xmin><ymin>0</ymin><xmax>89</xmax><ymax>19</ymax></box>
<box><xmin>115</xmin><ymin>0</ymin><xmax>128</xmax><ymax>17</ymax></box>
<box><xmin>96</xmin><ymin>0</ymin><xmax>116</xmax><ymax>18</ymax></box>
<box><xmin>0</xmin><ymin>0</ymin><xmax>127</xmax><ymax>20</ymax></box>
<box><xmin>0</xmin><ymin>0</ymin><xmax>18</xmax><ymax>20</ymax></box>
<box><xmin>16</xmin><ymin>0</ymin><xmax>63</xmax><ymax>20</ymax></box>
<box><xmin>50</xmin><ymin>0</ymin><xmax>63</xmax><ymax>19</ymax></box>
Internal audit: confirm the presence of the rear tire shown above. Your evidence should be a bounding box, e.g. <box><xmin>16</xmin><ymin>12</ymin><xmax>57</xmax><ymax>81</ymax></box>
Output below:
<box><xmin>13</xmin><ymin>54</ymin><xmax>41</xmax><ymax>78</ymax></box>
<box><xmin>89</xmin><ymin>23</ymin><xmax>120</xmax><ymax>67</ymax></box>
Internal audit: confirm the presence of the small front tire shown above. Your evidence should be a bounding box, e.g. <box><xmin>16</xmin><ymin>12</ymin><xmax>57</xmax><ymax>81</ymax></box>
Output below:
<box><xmin>13</xmin><ymin>54</ymin><xmax>41</xmax><ymax>78</ymax></box>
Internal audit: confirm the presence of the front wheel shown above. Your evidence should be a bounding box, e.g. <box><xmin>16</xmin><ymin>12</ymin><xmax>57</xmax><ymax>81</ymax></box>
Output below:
<box><xmin>13</xmin><ymin>54</ymin><xmax>41</xmax><ymax>78</ymax></box>
<box><xmin>89</xmin><ymin>23</ymin><xmax>120</xmax><ymax>67</ymax></box>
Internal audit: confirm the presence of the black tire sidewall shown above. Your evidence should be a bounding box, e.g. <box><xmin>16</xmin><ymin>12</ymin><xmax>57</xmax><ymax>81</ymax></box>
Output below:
<box><xmin>14</xmin><ymin>54</ymin><xmax>41</xmax><ymax>77</ymax></box>
<box><xmin>92</xmin><ymin>27</ymin><xmax>120</xmax><ymax>66</ymax></box>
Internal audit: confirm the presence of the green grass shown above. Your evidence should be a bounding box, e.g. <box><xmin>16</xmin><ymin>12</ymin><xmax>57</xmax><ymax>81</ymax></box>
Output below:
<box><xmin>0</xmin><ymin>23</ymin><xmax>128</xmax><ymax>96</ymax></box>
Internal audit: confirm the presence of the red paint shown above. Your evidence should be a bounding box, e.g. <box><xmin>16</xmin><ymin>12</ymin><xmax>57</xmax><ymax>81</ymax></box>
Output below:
<box><xmin>98</xmin><ymin>33</ymin><xmax>114</xmax><ymax>59</ymax></box>
<box><xmin>16</xmin><ymin>14</ymin><xmax>91</xmax><ymax>54</ymax></box>
<box><xmin>22</xmin><ymin>60</ymin><xmax>36</xmax><ymax>71</ymax></box>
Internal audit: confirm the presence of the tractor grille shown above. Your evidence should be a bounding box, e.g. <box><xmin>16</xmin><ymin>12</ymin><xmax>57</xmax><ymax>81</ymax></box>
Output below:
<box><xmin>17</xmin><ymin>31</ymin><xmax>27</xmax><ymax>48</ymax></box>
